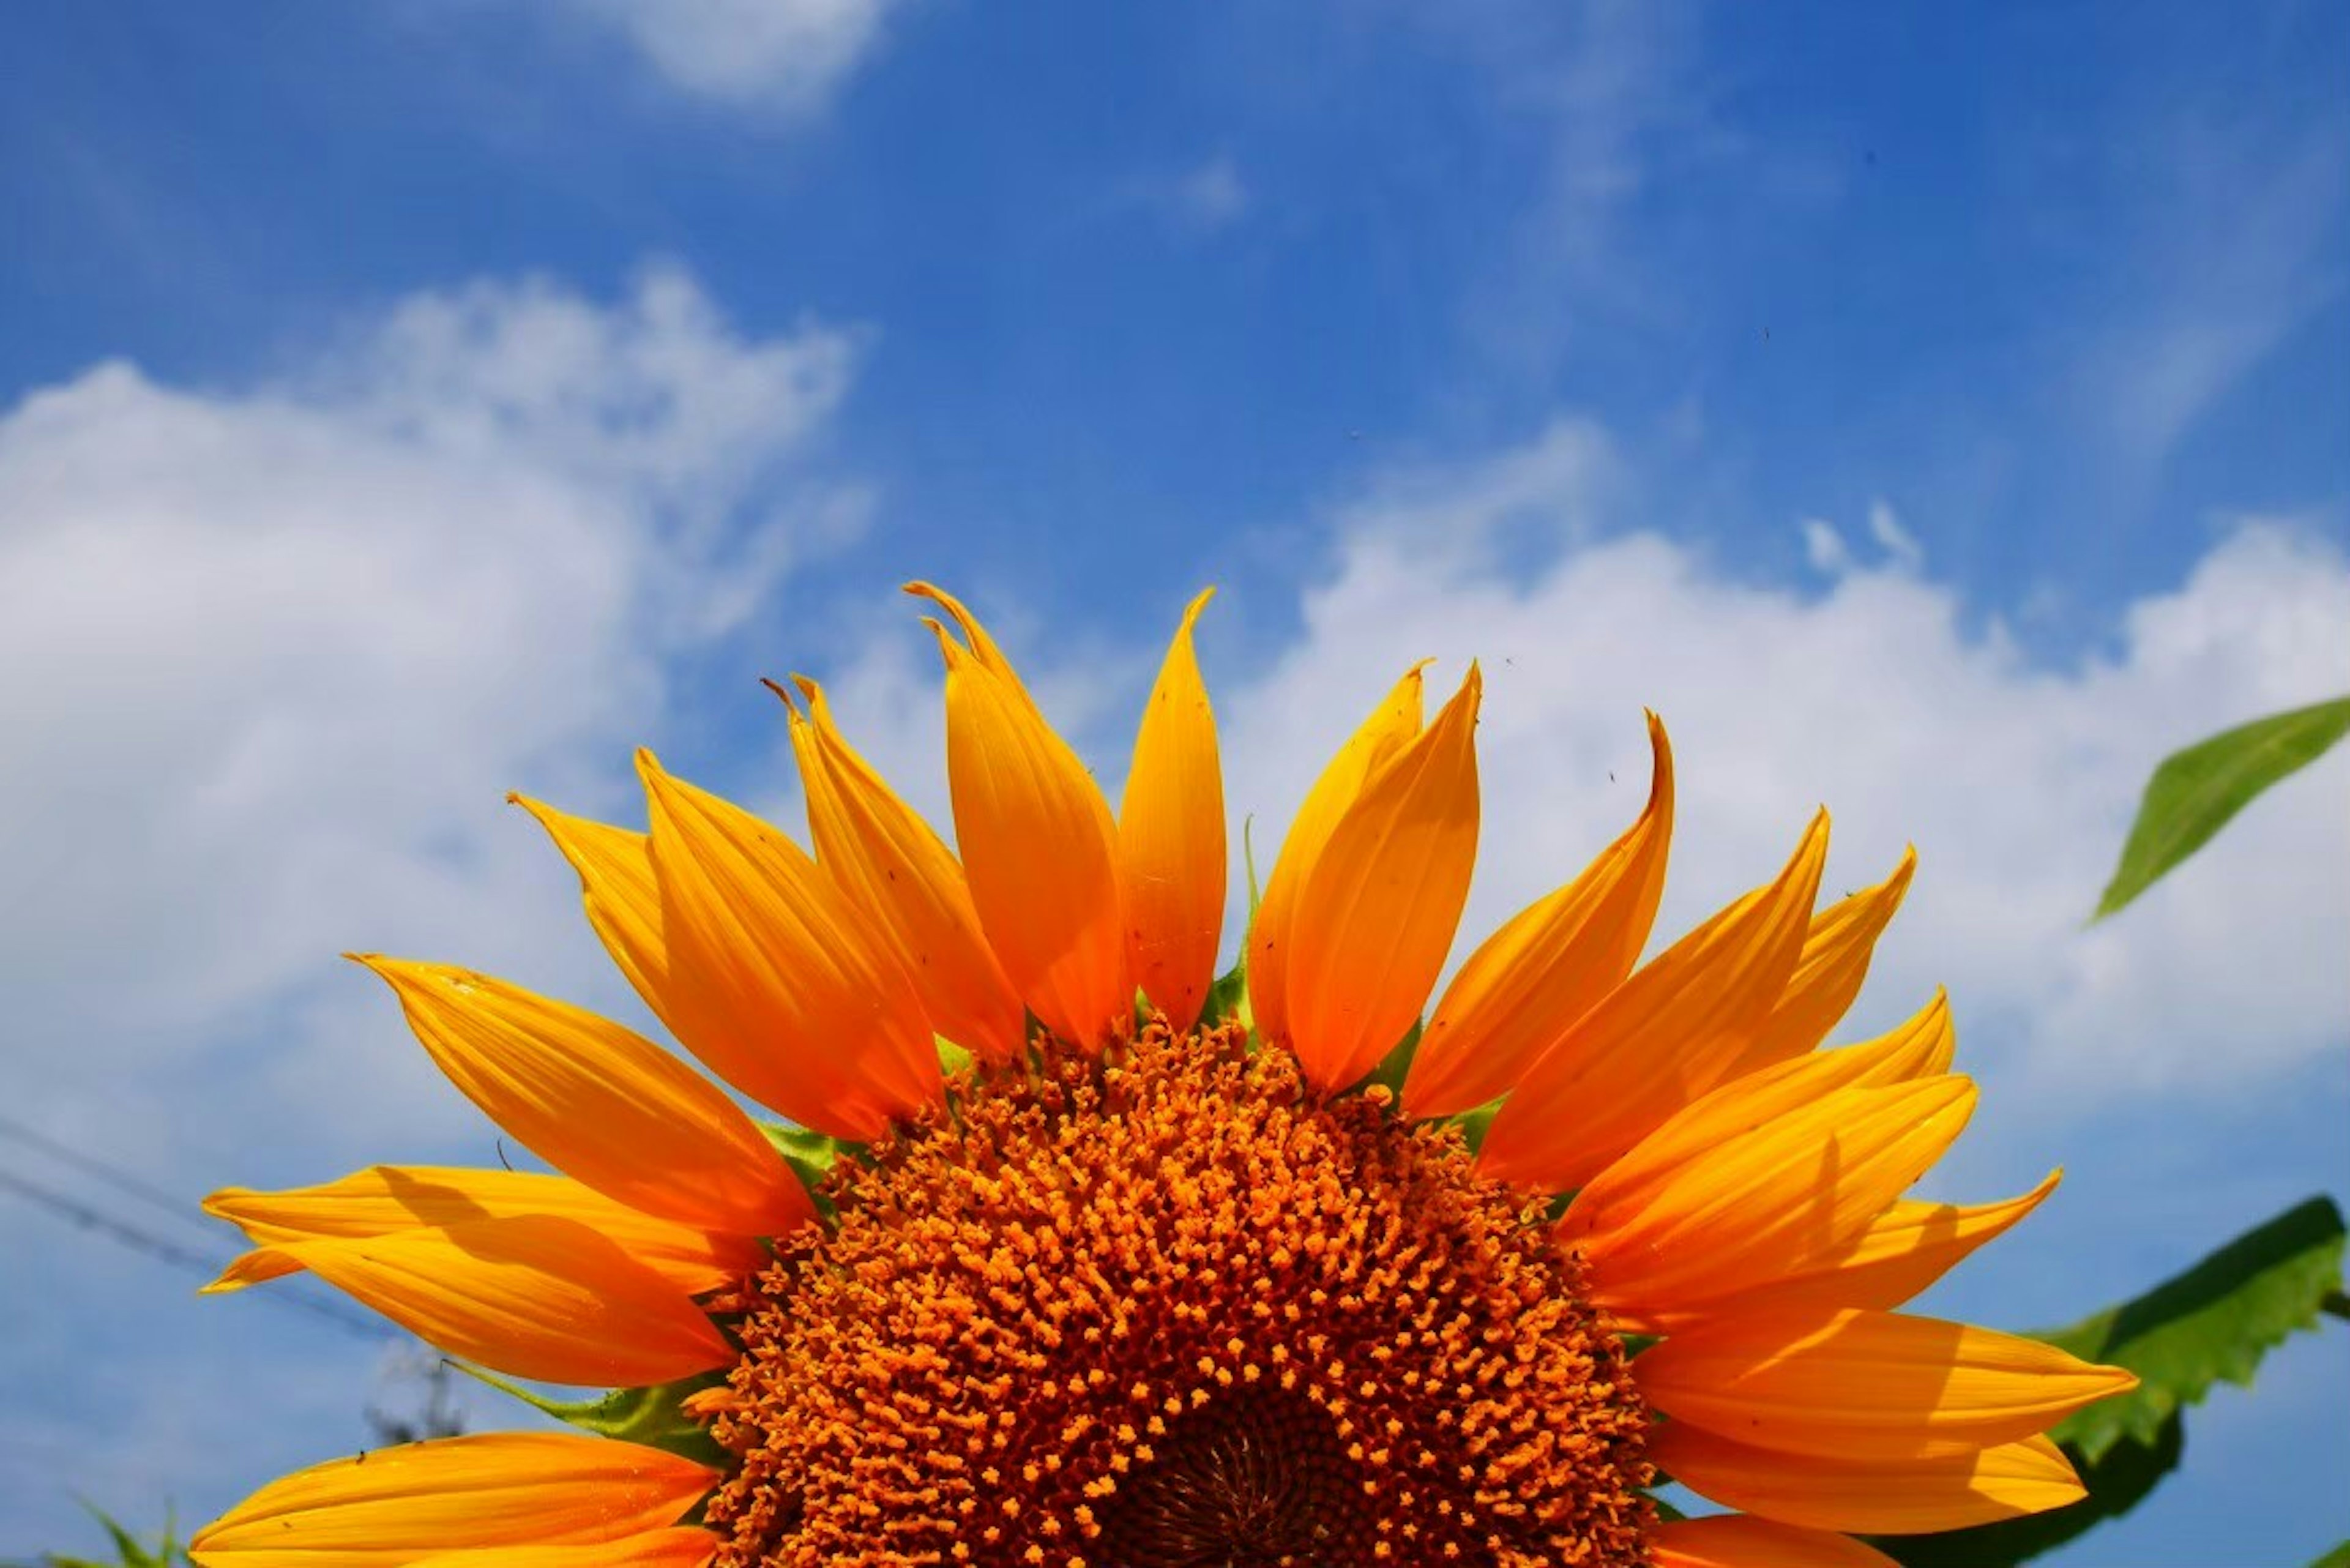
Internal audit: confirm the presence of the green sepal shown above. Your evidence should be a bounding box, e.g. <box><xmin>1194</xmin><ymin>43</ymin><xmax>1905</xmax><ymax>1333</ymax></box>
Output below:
<box><xmin>458</xmin><ymin>1364</ymin><xmax>731</xmax><ymax>1467</ymax></box>
<box><xmin>935</xmin><ymin>1036</ymin><xmax>975</xmax><ymax>1077</ymax></box>
<box><xmin>1362</xmin><ymin>1020</ymin><xmax>1422</xmax><ymax>1099</ymax></box>
<box><xmin>1446</xmin><ymin>1097</ymin><xmax>1504</xmax><ymax>1154</ymax></box>
<box><xmin>1200</xmin><ymin>957</ymin><xmax>1251</xmax><ymax>1032</ymax></box>
<box><xmin>758</xmin><ymin>1121</ymin><xmax>850</xmax><ymax>1188</ymax></box>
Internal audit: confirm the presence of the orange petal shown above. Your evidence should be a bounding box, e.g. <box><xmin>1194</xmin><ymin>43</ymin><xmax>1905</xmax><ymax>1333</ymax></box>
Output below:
<box><xmin>918</xmin><ymin>599</ymin><xmax>1130</xmax><ymax>1048</ymax></box>
<box><xmin>1638</xmin><ymin>1307</ymin><xmax>2138</xmax><ymax>1461</ymax></box>
<box><xmin>902</xmin><ymin>580</ymin><xmax>1032</xmax><ymax>700</ymax></box>
<box><xmin>507</xmin><ymin>799</ymin><xmax>751</xmax><ymax>1111</ymax></box>
<box><xmin>640</xmin><ymin>753</ymin><xmax>941</xmax><ymax>1137</ymax></box>
<box><xmin>351</xmin><ymin>957</ymin><xmax>810</xmax><ymax>1239</ymax></box>
<box><xmin>1405</xmin><ymin>712</ymin><xmax>1673</xmax><ymax>1118</ymax></box>
<box><xmin>204</xmin><ymin>1165</ymin><xmax>766</xmax><ymax>1296</ymax></box>
<box><xmin>1248</xmin><ymin>662</ymin><xmax>1428</xmax><ymax>1050</ymax></box>
<box><xmin>189</xmin><ymin>1432</ymin><xmax>715</xmax><ymax>1568</ymax></box>
<box><xmin>1283</xmin><ymin>665</ymin><xmax>1483</xmax><ymax>1091</ymax></box>
<box><xmin>1731</xmin><ymin>848</ymin><xmax>1917</xmax><ymax>1077</ymax></box>
<box><xmin>1117</xmin><ymin>588</ymin><xmax>1227</xmax><ymax>1034</ymax></box>
<box><xmin>205</xmin><ymin>1214</ymin><xmax>734</xmax><ymax>1386</ymax></box>
<box><xmin>1570</xmin><ymin>1077</ymin><xmax>1977</xmax><ymax>1327</ymax></box>
<box><xmin>1565</xmin><ymin>989</ymin><xmax>1959</xmax><ymax>1228</ymax></box>
<box><xmin>783</xmin><ymin>677</ymin><xmax>1026</xmax><ymax>1066</ymax></box>
<box><xmin>411</xmin><ymin>1532</ymin><xmax>717</xmax><ymax>1568</ymax></box>
<box><xmin>1652</xmin><ymin>1515</ymin><xmax>1899</xmax><ymax>1568</ymax></box>
<box><xmin>1703</xmin><ymin>1170</ymin><xmax>2064</xmax><ymax>1321</ymax></box>
<box><xmin>1651</xmin><ymin>1425</ymin><xmax>2086</xmax><ymax>1534</ymax></box>
<box><xmin>1479</xmin><ymin>812</ymin><xmax>1830</xmax><ymax>1191</ymax></box>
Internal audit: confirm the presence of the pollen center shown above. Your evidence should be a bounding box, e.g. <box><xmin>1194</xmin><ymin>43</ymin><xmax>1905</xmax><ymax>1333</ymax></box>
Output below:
<box><xmin>704</xmin><ymin>1023</ymin><xmax>1654</xmax><ymax>1568</ymax></box>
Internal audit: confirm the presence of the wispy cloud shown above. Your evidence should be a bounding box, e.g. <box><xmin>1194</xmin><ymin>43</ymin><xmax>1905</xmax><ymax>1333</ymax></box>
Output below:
<box><xmin>544</xmin><ymin>0</ymin><xmax>906</xmax><ymax>111</ymax></box>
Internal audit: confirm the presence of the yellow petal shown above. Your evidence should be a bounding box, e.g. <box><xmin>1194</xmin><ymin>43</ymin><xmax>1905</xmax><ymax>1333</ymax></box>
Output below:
<box><xmin>1570</xmin><ymin>1077</ymin><xmax>1978</xmax><ymax>1327</ymax></box>
<box><xmin>1731</xmin><ymin>848</ymin><xmax>1917</xmax><ymax>1076</ymax></box>
<box><xmin>1566</xmin><ymin>989</ymin><xmax>1960</xmax><ymax>1228</ymax></box>
<box><xmin>1650</xmin><ymin>1426</ymin><xmax>2086</xmax><ymax>1534</ymax></box>
<box><xmin>1117</xmin><ymin>588</ymin><xmax>1226</xmax><ymax>1034</ymax></box>
<box><xmin>1652</xmin><ymin>1515</ymin><xmax>1899</xmax><ymax>1568</ymax></box>
<box><xmin>189</xmin><ymin>1432</ymin><xmax>715</xmax><ymax>1568</ymax></box>
<box><xmin>204</xmin><ymin>1165</ymin><xmax>766</xmax><ymax>1296</ymax></box>
<box><xmin>205</xmin><ymin>1214</ymin><xmax>734</xmax><ymax>1386</ymax></box>
<box><xmin>1283</xmin><ymin>665</ymin><xmax>1483</xmax><ymax>1092</ymax></box>
<box><xmin>1247</xmin><ymin>662</ymin><xmax>1427</xmax><ymax>1051</ymax></box>
<box><xmin>783</xmin><ymin>677</ymin><xmax>1025</xmax><ymax>1066</ymax></box>
<box><xmin>918</xmin><ymin>599</ymin><xmax>1130</xmax><ymax>1048</ymax></box>
<box><xmin>1479</xmin><ymin>812</ymin><xmax>1830</xmax><ymax>1191</ymax></box>
<box><xmin>411</xmin><ymin>1533</ymin><xmax>716</xmax><ymax>1568</ymax></box>
<box><xmin>506</xmin><ymin>799</ymin><xmax>746</xmax><ymax>1109</ymax></box>
<box><xmin>1639</xmin><ymin>1307</ymin><xmax>2138</xmax><ymax>1461</ymax></box>
<box><xmin>901</xmin><ymin>580</ymin><xmax>1032</xmax><ymax>700</ymax></box>
<box><xmin>351</xmin><ymin>957</ymin><xmax>810</xmax><ymax>1240</ymax></box>
<box><xmin>1703</xmin><ymin>1171</ymin><xmax>2064</xmax><ymax>1321</ymax></box>
<box><xmin>640</xmin><ymin>752</ymin><xmax>942</xmax><ymax>1137</ymax></box>
<box><xmin>1405</xmin><ymin>712</ymin><xmax>1673</xmax><ymax>1118</ymax></box>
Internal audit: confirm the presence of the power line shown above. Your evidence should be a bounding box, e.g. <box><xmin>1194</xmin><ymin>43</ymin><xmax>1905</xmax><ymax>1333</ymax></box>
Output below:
<box><xmin>0</xmin><ymin>1110</ymin><xmax>218</xmax><ymax>1244</ymax></box>
<box><xmin>0</xmin><ymin>1162</ymin><xmax>395</xmax><ymax>1343</ymax></box>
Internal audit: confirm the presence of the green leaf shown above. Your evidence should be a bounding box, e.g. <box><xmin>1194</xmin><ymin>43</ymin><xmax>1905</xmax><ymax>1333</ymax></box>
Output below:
<box><xmin>2039</xmin><ymin>1195</ymin><xmax>2346</xmax><ymax>1457</ymax></box>
<box><xmin>15</xmin><ymin>1507</ymin><xmax>188</xmax><ymax>1568</ymax></box>
<box><xmin>1873</xmin><ymin>1197</ymin><xmax>2346</xmax><ymax>1568</ymax></box>
<box><xmin>2307</xmin><ymin>1542</ymin><xmax>2350</xmax><ymax>1568</ymax></box>
<box><xmin>460</xmin><ymin>1365</ymin><xmax>730</xmax><ymax>1466</ymax></box>
<box><xmin>2094</xmin><ymin>695</ymin><xmax>2350</xmax><ymax>920</ymax></box>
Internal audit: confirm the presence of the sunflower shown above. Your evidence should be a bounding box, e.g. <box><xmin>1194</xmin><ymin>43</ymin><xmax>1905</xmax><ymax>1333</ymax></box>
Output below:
<box><xmin>192</xmin><ymin>583</ymin><xmax>2131</xmax><ymax>1568</ymax></box>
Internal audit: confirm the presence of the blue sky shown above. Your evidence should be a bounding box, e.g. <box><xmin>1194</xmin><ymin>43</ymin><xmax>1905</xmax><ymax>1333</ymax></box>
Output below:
<box><xmin>2</xmin><ymin>3</ymin><xmax>2346</xmax><ymax>1563</ymax></box>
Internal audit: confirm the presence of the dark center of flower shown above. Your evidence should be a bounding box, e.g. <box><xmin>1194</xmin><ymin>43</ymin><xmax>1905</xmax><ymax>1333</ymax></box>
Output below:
<box><xmin>1089</xmin><ymin>1386</ymin><xmax>1369</xmax><ymax>1567</ymax></box>
<box><xmin>702</xmin><ymin>1022</ymin><xmax>1653</xmax><ymax>1568</ymax></box>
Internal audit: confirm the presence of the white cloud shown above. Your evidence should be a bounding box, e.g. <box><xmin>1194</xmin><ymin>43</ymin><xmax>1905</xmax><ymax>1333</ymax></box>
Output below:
<box><xmin>554</xmin><ymin>0</ymin><xmax>903</xmax><ymax>111</ymax></box>
<box><xmin>1216</xmin><ymin>429</ymin><xmax>2350</xmax><ymax>1101</ymax></box>
<box><xmin>0</xmin><ymin>266</ymin><xmax>861</xmax><ymax>1163</ymax></box>
<box><xmin>1170</xmin><ymin>154</ymin><xmax>1250</xmax><ymax>234</ymax></box>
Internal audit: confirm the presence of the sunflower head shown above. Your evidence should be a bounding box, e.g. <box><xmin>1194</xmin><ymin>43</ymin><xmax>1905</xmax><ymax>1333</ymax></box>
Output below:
<box><xmin>192</xmin><ymin>583</ymin><xmax>2132</xmax><ymax>1568</ymax></box>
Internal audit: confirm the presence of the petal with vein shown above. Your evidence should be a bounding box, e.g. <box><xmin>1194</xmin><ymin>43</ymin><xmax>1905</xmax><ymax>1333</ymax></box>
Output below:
<box><xmin>204</xmin><ymin>1165</ymin><xmax>765</xmax><ymax>1296</ymax></box>
<box><xmin>410</xmin><ymin>1531</ymin><xmax>717</xmax><ymax>1568</ymax></box>
<box><xmin>1732</xmin><ymin>848</ymin><xmax>1917</xmax><ymax>1075</ymax></box>
<box><xmin>507</xmin><ymin>799</ymin><xmax>762</xmax><ymax>1118</ymax></box>
<box><xmin>1652</xmin><ymin>1515</ymin><xmax>1899</xmax><ymax>1568</ymax></box>
<box><xmin>1285</xmin><ymin>665</ymin><xmax>1482</xmax><ymax>1092</ymax></box>
<box><xmin>351</xmin><ymin>958</ymin><xmax>809</xmax><ymax>1239</ymax></box>
<box><xmin>1651</xmin><ymin>1425</ymin><xmax>2086</xmax><ymax>1534</ymax></box>
<box><xmin>1573</xmin><ymin>1077</ymin><xmax>1977</xmax><ymax>1326</ymax></box>
<box><xmin>1248</xmin><ymin>663</ymin><xmax>1427</xmax><ymax>1050</ymax></box>
<box><xmin>641</xmin><ymin>753</ymin><xmax>942</xmax><ymax>1137</ymax></box>
<box><xmin>1405</xmin><ymin>712</ymin><xmax>1673</xmax><ymax>1118</ymax></box>
<box><xmin>785</xmin><ymin>677</ymin><xmax>1025</xmax><ymax>1065</ymax></box>
<box><xmin>1118</xmin><ymin>588</ymin><xmax>1226</xmax><ymax>1034</ymax></box>
<box><xmin>1479</xmin><ymin>813</ymin><xmax>1830</xmax><ymax>1191</ymax></box>
<box><xmin>1697</xmin><ymin>1171</ymin><xmax>2063</xmax><ymax>1321</ymax></box>
<box><xmin>1566</xmin><ymin>990</ymin><xmax>1958</xmax><ymax>1230</ymax></box>
<box><xmin>189</xmin><ymin>1432</ymin><xmax>715</xmax><ymax>1568</ymax></box>
<box><xmin>1639</xmin><ymin>1307</ymin><xmax>2138</xmax><ymax>1460</ymax></box>
<box><xmin>206</xmin><ymin>1214</ymin><xmax>737</xmax><ymax>1386</ymax></box>
<box><xmin>920</xmin><ymin>604</ymin><xmax>1130</xmax><ymax>1048</ymax></box>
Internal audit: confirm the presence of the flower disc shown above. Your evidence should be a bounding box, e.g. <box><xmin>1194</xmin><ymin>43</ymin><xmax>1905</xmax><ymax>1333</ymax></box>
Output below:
<box><xmin>707</xmin><ymin>1023</ymin><xmax>1654</xmax><ymax>1567</ymax></box>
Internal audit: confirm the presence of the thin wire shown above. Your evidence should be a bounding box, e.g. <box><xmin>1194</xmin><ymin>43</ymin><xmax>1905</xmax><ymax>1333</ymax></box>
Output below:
<box><xmin>0</xmin><ymin>1110</ymin><xmax>218</xmax><ymax>1242</ymax></box>
<box><xmin>0</xmin><ymin>1163</ymin><xmax>395</xmax><ymax>1342</ymax></box>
